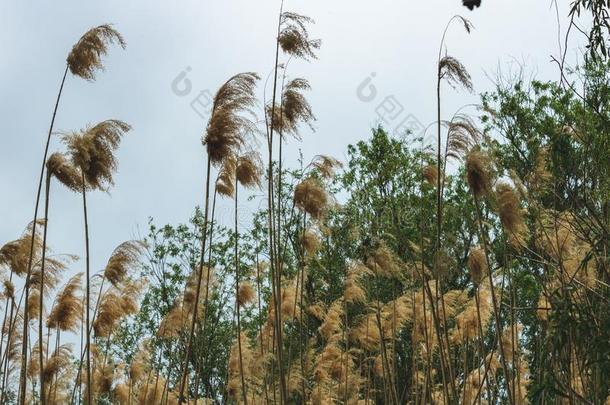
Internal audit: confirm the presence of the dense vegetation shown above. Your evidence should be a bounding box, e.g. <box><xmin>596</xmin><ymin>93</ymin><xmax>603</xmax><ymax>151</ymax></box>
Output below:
<box><xmin>0</xmin><ymin>2</ymin><xmax>609</xmax><ymax>404</ymax></box>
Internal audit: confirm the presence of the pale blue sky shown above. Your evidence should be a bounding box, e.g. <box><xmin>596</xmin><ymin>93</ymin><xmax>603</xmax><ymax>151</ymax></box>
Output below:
<box><xmin>1</xmin><ymin>1</ymin><xmax>582</xmax><ymax>290</ymax></box>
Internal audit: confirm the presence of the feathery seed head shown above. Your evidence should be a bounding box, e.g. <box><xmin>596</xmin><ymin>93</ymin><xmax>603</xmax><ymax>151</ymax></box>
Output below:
<box><xmin>203</xmin><ymin>73</ymin><xmax>260</xmax><ymax>165</ymax></box>
<box><xmin>46</xmin><ymin>152</ymin><xmax>83</xmax><ymax>191</ymax></box>
<box><xmin>294</xmin><ymin>177</ymin><xmax>328</xmax><ymax>219</ymax></box>
<box><xmin>300</xmin><ymin>229</ymin><xmax>321</xmax><ymax>256</ymax></box>
<box><xmin>236</xmin><ymin>152</ymin><xmax>263</xmax><ymax>188</ymax></box>
<box><xmin>465</xmin><ymin>148</ymin><xmax>491</xmax><ymax>197</ymax></box>
<box><xmin>279</xmin><ymin>13</ymin><xmax>321</xmax><ymax>60</ymax></box>
<box><xmin>496</xmin><ymin>182</ymin><xmax>527</xmax><ymax>246</ymax></box>
<box><xmin>67</xmin><ymin>24</ymin><xmax>126</xmax><ymax>81</ymax></box>
<box><xmin>311</xmin><ymin>155</ymin><xmax>342</xmax><ymax>179</ymax></box>
<box><xmin>62</xmin><ymin>119</ymin><xmax>131</xmax><ymax>191</ymax></box>
<box><xmin>467</xmin><ymin>246</ymin><xmax>486</xmax><ymax>285</ymax></box>
<box><xmin>104</xmin><ymin>240</ymin><xmax>145</xmax><ymax>287</ymax></box>
<box><xmin>237</xmin><ymin>282</ymin><xmax>256</xmax><ymax>307</ymax></box>
<box><xmin>439</xmin><ymin>56</ymin><xmax>473</xmax><ymax>92</ymax></box>
<box><xmin>423</xmin><ymin>165</ymin><xmax>438</xmax><ymax>185</ymax></box>
<box><xmin>47</xmin><ymin>273</ymin><xmax>83</xmax><ymax>332</ymax></box>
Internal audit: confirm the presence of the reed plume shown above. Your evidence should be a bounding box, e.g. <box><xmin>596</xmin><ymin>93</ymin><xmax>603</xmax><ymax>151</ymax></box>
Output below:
<box><xmin>423</xmin><ymin>164</ymin><xmax>438</xmax><ymax>185</ymax></box>
<box><xmin>294</xmin><ymin>178</ymin><xmax>328</xmax><ymax>220</ymax></box>
<box><xmin>279</xmin><ymin>13</ymin><xmax>321</xmax><ymax>60</ymax></box>
<box><xmin>467</xmin><ymin>246</ymin><xmax>486</xmax><ymax>285</ymax></box>
<box><xmin>268</xmin><ymin>78</ymin><xmax>315</xmax><ymax>138</ymax></box>
<box><xmin>103</xmin><ymin>240</ymin><xmax>145</xmax><ymax>287</ymax></box>
<box><xmin>0</xmin><ymin>221</ymin><xmax>44</xmax><ymax>277</ymax></box>
<box><xmin>465</xmin><ymin>148</ymin><xmax>492</xmax><ymax>198</ymax></box>
<box><xmin>67</xmin><ymin>24</ymin><xmax>126</xmax><ymax>81</ymax></box>
<box><xmin>42</xmin><ymin>344</ymin><xmax>72</xmax><ymax>403</ymax></box>
<box><xmin>216</xmin><ymin>155</ymin><xmax>237</xmax><ymax>198</ymax></box>
<box><xmin>495</xmin><ymin>183</ymin><xmax>527</xmax><ymax>247</ymax></box>
<box><xmin>203</xmin><ymin>73</ymin><xmax>260</xmax><ymax>164</ymax></box>
<box><xmin>344</xmin><ymin>263</ymin><xmax>371</xmax><ymax>304</ymax></box>
<box><xmin>366</xmin><ymin>243</ymin><xmax>402</xmax><ymax>279</ymax></box>
<box><xmin>46</xmin><ymin>153</ymin><xmax>83</xmax><ymax>192</ymax></box>
<box><xmin>236</xmin><ymin>152</ymin><xmax>263</xmax><ymax>188</ymax></box>
<box><xmin>445</xmin><ymin>114</ymin><xmax>481</xmax><ymax>162</ymax></box>
<box><xmin>61</xmin><ymin>119</ymin><xmax>132</xmax><ymax>190</ymax></box>
<box><xmin>311</xmin><ymin>155</ymin><xmax>342</xmax><ymax>180</ymax></box>
<box><xmin>237</xmin><ymin>282</ymin><xmax>256</xmax><ymax>307</ymax></box>
<box><xmin>300</xmin><ymin>229</ymin><xmax>321</xmax><ymax>256</ymax></box>
<box><xmin>439</xmin><ymin>56</ymin><xmax>473</xmax><ymax>92</ymax></box>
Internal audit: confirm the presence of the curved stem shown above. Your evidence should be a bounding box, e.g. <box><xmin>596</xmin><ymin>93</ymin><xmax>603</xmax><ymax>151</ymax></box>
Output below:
<box><xmin>234</xmin><ymin>179</ymin><xmax>248</xmax><ymax>405</ymax></box>
<box><xmin>266</xmin><ymin>0</ymin><xmax>287</xmax><ymax>400</ymax></box>
<box><xmin>38</xmin><ymin>172</ymin><xmax>51</xmax><ymax>405</ymax></box>
<box><xmin>19</xmin><ymin>64</ymin><xmax>69</xmax><ymax>405</ymax></box>
<box><xmin>178</xmin><ymin>157</ymin><xmax>212</xmax><ymax>402</ymax></box>
<box><xmin>80</xmin><ymin>169</ymin><xmax>93</xmax><ymax>405</ymax></box>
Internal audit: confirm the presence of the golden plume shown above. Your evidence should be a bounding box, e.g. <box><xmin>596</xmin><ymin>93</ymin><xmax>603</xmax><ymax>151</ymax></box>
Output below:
<box><xmin>294</xmin><ymin>177</ymin><xmax>328</xmax><ymax>220</ymax></box>
<box><xmin>0</xmin><ymin>221</ymin><xmax>45</xmax><ymax>276</ymax></box>
<box><xmin>157</xmin><ymin>299</ymin><xmax>188</xmax><ymax>338</ymax></box>
<box><xmin>467</xmin><ymin>246</ymin><xmax>486</xmax><ymax>285</ymax></box>
<box><xmin>300</xmin><ymin>228</ymin><xmax>321</xmax><ymax>256</ymax></box>
<box><xmin>67</xmin><ymin>24</ymin><xmax>126</xmax><ymax>81</ymax></box>
<box><xmin>42</xmin><ymin>344</ymin><xmax>72</xmax><ymax>386</ymax></box>
<box><xmin>128</xmin><ymin>347</ymin><xmax>149</xmax><ymax>383</ymax></box>
<box><xmin>495</xmin><ymin>182</ymin><xmax>527</xmax><ymax>246</ymax></box>
<box><xmin>203</xmin><ymin>73</ymin><xmax>260</xmax><ymax>165</ymax></box>
<box><xmin>114</xmin><ymin>383</ymin><xmax>130</xmax><ymax>404</ymax></box>
<box><xmin>423</xmin><ymin>164</ymin><xmax>438</xmax><ymax>185</ymax></box>
<box><xmin>237</xmin><ymin>282</ymin><xmax>256</xmax><ymax>307</ymax></box>
<box><xmin>366</xmin><ymin>243</ymin><xmax>402</xmax><ymax>278</ymax></box>
<box><xmin>103</xmin><ymin>240</ymin><xmax>146</xmax><ymax>287</ymax></box>
<box><xmin>216</xmin><ymin>154</ymin><xmax>237</xmax><ymax>197</ymax></box>
<box><xmin>29</xmin><ymin>255</ymin><xmax>75</xmax><ymax>295</ymax></box>
<box><xmin>93</xmin><ymin>280</ymin><xmax>144</xmax><ymax>337</ymax></box>
<box><xmin>465</xmin><ymin>148</ymin><xmax>492</xmax><ymax>197</ymax></box>
<box><xmin>318</xmin><ymin>299</ymin><xmax>343</xmax><ymax>341</ymax></box>
<box><xmin>344</xmin><ymin>263</ymin><xmax>371</xmax><ymax>304</ymax></box>
<box><xmin>227</xmin><ymin>332</ymin><xmax>254</xmax><ymax>401</ymax></box>
<box><xmin>446</xmin><ymin>114</ymin><xmax>481</xmax><ymax>161</ymax></box>
<box><xmin>279</xmin><ymin>12</ymin><xmax>321</xmax><ymax>60</ymax></box>
<box><xmin>2</xmin><ymin>279</ymin><xmax>15</xmax><ymax>301</ymax></box>
<box><xmin>311</xmin><ymin>155</ymin><xmax>342</xmax><ymax>179</ymax></box>
<box><xmin>236</xmin><ymin>151</ymin><xmax>263</xmax><ymax>188</ymax></box>
<box><xmin>183</xmin><ymin>266</ymin><xmax>214</xmax><ymax>317</ymax></box>
<box><xmin>269</xmin><ymin>78</ymin><xmax>315</xmax><ymax>138</ymax></box>
<box><xmin>46</xmin><ymin>152</ymin><xmax>83</xmax><ymax>191</ymax></box>
<box><xmin>62</xmin><ymin>119</ymin><xmax>132</xmax><ymax>191</ymax></box>
<box><xmin>93</xmin><ymin>363</ymin><xmax>115</xmax><ymax>397</ymax></box>
<box><xmin>47</xmin><ymin>272</ymin><xmax>83</xmax><ymax>332</ymax></box>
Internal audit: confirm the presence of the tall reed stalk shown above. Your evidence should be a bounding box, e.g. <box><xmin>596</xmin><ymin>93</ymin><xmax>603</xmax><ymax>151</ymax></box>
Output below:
<box><xmin>18</xmin><ymin>65</ymin><xmax>68</xmax><ymax>405</ymax></box>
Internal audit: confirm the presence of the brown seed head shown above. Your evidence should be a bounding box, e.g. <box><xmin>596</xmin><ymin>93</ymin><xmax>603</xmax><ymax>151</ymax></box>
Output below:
<box><xmin>467</xmin><ymin>246</ymin><xmax>487</xmax><ymax>285</ymax></box>
<box><xmin>465</xmin><ymin>149</ymin><xmax>491</xmax><ymax>197</ymax></box>
<box><xmin>62</xmin><ymin>119</ymin><xmax>131</xmax><ymax>191</ymax></box>
<box><xmin>203</xmin><ymin>73</ymin><xmax>259</xmax><ymax>165</ymax></box>
<box><xmin>279</xmin><ymin>13</ymin><xmax>321</xmax><ymax>60</ymax></box>
<box><xmin>46</xmin><ymin>152</ymin><xmax>83</xmax><ymax>191</ymax></box>
<box><xmin>294</xmin><ymin>178</ymin><xmax>328</xmax><ymax>220</ymax></box>
<box><xmin>67</xmin><ymin>24</ymin><xmax>126</xmax><ymax>81</ymax></box>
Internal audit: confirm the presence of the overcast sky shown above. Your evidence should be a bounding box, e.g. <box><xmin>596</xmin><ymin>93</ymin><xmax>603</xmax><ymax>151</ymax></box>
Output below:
<box><xmin>1</xmin><ymin>1</ymin><xmax>583</xmax><ymax>277</ymax></box>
